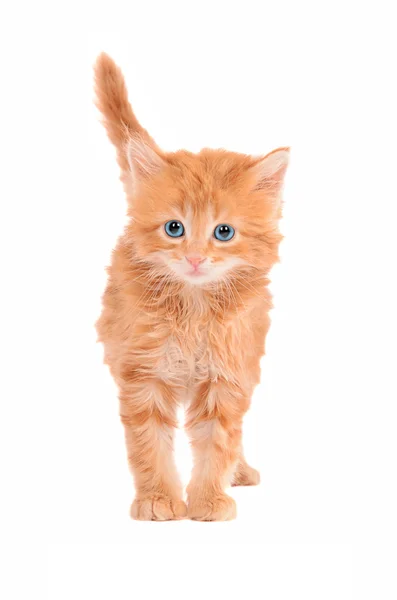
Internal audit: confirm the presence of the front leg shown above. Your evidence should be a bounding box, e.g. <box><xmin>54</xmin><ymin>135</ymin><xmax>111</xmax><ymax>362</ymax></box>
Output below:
<box><xmin>119</xmin><ymin>374</ymin><xmax>186</xmax><ymax>521</ymax></box>
<box><xmin>186</xmin><ymin>379</ymin><xmax>249</xmax><ymax>521</ymax></box>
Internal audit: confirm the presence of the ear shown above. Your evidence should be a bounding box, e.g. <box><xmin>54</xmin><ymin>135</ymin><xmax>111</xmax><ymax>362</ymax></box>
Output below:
<box><xmin>251</xmin><ymin>147</ymin><xmax>290</xmax><ymax>193</ymax></box>
<box><xmin>126</xmin><ymin>135</ymin><xmax>166</xmax><ymax>181</ymax></box>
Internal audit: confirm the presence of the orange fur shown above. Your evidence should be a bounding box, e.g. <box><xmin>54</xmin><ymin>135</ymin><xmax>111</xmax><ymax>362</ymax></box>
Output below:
<box><xmin>94</xmin><ymin>53</ymin><xmax>289</xmax><ymax>521</ymax></box>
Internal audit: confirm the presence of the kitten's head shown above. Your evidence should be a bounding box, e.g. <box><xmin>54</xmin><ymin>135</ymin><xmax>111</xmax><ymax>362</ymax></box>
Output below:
<box><xmin>125</xmin><ymin>137</ymin><xmax>289</xmax><ymax>287</ymax></box>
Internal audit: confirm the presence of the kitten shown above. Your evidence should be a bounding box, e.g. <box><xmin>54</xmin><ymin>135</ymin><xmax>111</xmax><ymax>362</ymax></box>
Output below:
<box><xmin>94</xmin><ymin>53</ymin><xmax>289</xmax><ymax>521</ymax></box>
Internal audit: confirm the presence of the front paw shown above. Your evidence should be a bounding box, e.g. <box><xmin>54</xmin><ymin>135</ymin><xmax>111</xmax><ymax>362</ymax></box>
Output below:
<box><xmin>130</xmin><ymin>496</ymin><xmax>187</xmax><ymax>521</ymax></box>
<box><xmin>188</xmin><ymin>494</ymin><xmax>236</xmax><ymax>521</ymax></box>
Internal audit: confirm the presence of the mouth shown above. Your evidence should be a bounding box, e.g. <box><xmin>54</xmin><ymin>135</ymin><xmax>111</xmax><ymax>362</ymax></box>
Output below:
<box><xmin>187</xmin><ymin>269</ymin><xmax>204</xmax><ymax>277</ymax></box>
<box><xmin>183</xmin><ymin>268</ymin><xmax>213</xmax><ymax>284</ymax></box>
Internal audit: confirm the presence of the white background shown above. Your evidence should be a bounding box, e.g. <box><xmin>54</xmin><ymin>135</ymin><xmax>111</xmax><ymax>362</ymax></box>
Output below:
<box><xmin>0</xmin><ymin>1</ymin><xmax>396</xmax><ymax>599</ymax></box>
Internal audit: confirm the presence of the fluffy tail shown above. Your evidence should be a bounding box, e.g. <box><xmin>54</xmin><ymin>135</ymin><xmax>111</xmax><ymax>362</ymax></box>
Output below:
<box><xmin>94</xmin><ymin>53</ymin><xmax>156</xmax><ymax>171</ymax></box>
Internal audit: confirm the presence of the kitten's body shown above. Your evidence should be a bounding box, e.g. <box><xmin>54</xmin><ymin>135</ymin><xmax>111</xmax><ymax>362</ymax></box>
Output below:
<box><xmin>95</xmin><ymin>54</ymin><xmax>289</xmax><ymax>520</ymax></box>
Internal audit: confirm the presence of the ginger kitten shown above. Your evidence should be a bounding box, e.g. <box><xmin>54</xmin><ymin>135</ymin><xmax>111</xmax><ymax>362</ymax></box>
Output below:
<box><xmin>94</xmin><ymin>53</ymin><xmax>289</xmax><ymax>521</ymax></box>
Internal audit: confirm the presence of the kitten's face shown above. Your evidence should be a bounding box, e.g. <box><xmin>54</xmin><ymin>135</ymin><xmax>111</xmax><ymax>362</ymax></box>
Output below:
<box><xmin>155</xmin><ymin>211</ymin><xmax>245</xmax><ymax>285</ymax></box>
<box><xmin>127</xmin><ymin>145</ymin><xmax>288</xmax><ymax>287</ymax></box>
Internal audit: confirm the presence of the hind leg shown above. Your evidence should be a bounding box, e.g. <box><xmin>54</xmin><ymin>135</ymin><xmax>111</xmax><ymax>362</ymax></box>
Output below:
<box><xmin>232</xmin><ymin>454</ymin><xmax>260</xmax><ymax>486</ymax></box>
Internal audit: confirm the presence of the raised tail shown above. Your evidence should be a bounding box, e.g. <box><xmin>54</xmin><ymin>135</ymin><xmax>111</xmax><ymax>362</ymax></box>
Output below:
<box><xmin>94</xmin><ymin>53</ymin><xmax>157</xmax><ymax>171</ymax></box>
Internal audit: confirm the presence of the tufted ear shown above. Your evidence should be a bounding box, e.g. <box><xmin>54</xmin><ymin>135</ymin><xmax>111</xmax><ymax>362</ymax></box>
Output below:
<box><xmin>126</xmin><ymin>135</ymin><xmax>166</xmax><ymax>182</ymax></box>
<box><xmin>250</xmin><ymin>147</ymin><xmax>290</xmax><ymax>194</ymax></box>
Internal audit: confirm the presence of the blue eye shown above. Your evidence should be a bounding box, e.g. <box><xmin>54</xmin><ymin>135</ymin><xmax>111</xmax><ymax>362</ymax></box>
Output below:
<box><xmin>214</xmin><ymin>224</ymin><xmax>235</xmax><ymax>241</ymax></box>
<box><xmin>165</xmin><ymin>220</ymin><xmax>185</xmax><ymax>238</ymax></box>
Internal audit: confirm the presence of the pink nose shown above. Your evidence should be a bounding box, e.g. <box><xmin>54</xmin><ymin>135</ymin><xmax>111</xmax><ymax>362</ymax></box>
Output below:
<box><xmin>185</xmin><ymin>255</ymin><xmax>206</xmax><ymax>269</ymax></box>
